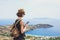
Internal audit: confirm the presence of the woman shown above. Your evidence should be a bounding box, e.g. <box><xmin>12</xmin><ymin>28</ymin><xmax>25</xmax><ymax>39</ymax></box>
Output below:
<box><xmin>13</xmin><ymin>9</ymin><xmax>27</xmax><ymax>40</ymax></box>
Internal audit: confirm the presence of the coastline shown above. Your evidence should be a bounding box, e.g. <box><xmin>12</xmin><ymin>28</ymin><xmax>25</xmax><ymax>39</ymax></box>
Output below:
<box><xmin>0</xmin><ymin>25</ymin><xmax>60</xmax><ymax>40</ymax></box>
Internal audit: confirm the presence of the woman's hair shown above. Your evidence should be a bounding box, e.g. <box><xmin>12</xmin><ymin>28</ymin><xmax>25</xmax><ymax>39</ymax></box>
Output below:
<box><xmin>16</xmin><ymin>9</ymin><xmax>25</xmax><ymax>17</ymax></box>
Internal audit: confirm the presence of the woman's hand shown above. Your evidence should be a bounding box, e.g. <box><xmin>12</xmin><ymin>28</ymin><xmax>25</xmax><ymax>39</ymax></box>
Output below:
<box><xmin>24</xmin><ymin>21</ymin><xmax>29</xmax><ymax>27</ymax></box>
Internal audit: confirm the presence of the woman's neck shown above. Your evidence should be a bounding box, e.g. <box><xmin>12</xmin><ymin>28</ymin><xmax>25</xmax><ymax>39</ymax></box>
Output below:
<box><xmin>18</xmin><ymin>17</ymin><xmax>23</xmax><ymax>19</ymax></box>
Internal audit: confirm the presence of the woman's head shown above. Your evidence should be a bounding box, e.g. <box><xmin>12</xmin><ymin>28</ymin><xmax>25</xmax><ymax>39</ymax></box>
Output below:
<box><xmin>16</xmin><ymin>9</ymin><xmax>25</xmax><ymax>17</ymax></box>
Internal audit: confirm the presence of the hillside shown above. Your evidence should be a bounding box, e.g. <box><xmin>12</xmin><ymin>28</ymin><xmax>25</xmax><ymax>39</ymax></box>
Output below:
<box><xmin>0</xmin><ymin>24</ymin><xmax>53</xmax><ymax>36</ymax></box>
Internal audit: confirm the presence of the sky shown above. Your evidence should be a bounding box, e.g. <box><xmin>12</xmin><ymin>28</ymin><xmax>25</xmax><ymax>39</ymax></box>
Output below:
<box><xmin>0</xmin><ymin>0</ymin><xmax>60</xmax><ymax>19</ymax></box>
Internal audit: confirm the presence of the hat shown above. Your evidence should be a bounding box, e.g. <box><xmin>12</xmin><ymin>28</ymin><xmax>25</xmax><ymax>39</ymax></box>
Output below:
<box><xmin>18</xmin><ymin>9</ymin><xmax>25</xmax><ymax>13</ymax></box>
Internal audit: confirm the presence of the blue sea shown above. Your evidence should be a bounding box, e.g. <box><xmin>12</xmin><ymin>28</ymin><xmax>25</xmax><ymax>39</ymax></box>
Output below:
<box><xmin>0</xmin><ymin>18</ymin><xmax>60</xmax><ymax>36</ymax></box>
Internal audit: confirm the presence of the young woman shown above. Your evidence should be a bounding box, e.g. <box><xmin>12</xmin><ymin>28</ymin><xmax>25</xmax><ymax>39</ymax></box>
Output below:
<box><xmin>13</xmin><ymin>9</ymin><xmax>27</xmax><ymax>40</ymax></box>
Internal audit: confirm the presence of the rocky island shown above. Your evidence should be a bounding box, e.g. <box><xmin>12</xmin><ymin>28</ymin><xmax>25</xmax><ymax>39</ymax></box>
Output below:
<box><xmin>26</xmin><ymin>24</ymin><xmax>53</xmax><ymax>32</ymax></box>
<box><xmin>34</xmin><ymin>24</ymin><xmax>53</xmax><ymax>28</ymax></box>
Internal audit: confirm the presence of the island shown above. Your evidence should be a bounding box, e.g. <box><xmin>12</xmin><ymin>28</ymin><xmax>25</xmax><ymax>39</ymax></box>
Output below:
<box><xmin>26</xmin><ymin>24</ymin><xmax>53</xmax><ymax>32</ymax></box>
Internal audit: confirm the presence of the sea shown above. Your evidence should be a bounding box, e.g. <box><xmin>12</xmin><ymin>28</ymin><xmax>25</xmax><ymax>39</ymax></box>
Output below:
<box><xmin>0</xmin><ymin>18</ymin><xmax>60</xmax><ymax>36</ymax></box>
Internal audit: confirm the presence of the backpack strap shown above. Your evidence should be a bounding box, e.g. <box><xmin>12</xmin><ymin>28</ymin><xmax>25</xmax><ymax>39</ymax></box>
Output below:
<box><xmin>14</xmin><ymin>19</ymin><xmax>21</xmax><ymax>29</ymax></box>
<box><xmin>10</xmin><ymin>19</ymin><xmax>21</xmax><ymax>31</ymax></box>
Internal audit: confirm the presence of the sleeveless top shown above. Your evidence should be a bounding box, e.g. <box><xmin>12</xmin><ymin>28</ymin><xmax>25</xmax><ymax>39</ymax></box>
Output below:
<box><xmin>15</xmin><ymin>19</ymin><xmax>25</xmax><ymax>36</ymax></box>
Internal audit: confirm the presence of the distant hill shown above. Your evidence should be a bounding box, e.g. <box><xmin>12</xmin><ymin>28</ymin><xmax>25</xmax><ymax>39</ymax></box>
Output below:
<box><xmin>0</xmin><ymin>18</ymin><xmax>60</xmax><ymax>26</ymax></box>
<box><xmin>28</xmin><ymin>18</ymin><xmax>60</xmax><ymax>25</ymax></box>
<box><xmin>34</xmin><ymin>24</ymin><xmax>53</xmax><ymax>28</ymax></box>
<box><xmin>0</xmin><ymin>19</ymin><xmax>15</xmax><ymax>26</ymax></box>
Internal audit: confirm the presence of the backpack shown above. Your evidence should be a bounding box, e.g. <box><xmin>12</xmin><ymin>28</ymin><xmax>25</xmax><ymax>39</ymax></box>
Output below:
<box><xmin>10</xmin><ymin>19</ymin><xmax>21</xmax><ymax>37</ymax></box>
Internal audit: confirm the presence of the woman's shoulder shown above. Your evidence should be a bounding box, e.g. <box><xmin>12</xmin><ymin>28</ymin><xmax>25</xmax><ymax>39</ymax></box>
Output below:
<box><xmin>15</xmin><ymin>19</ymin><xmax>18</xmax><ymax>22</ymax></box>
<box><xmin>15</xmin><ymin>19</ymin><xmax>22</xmax><ymax>21</ymax></box>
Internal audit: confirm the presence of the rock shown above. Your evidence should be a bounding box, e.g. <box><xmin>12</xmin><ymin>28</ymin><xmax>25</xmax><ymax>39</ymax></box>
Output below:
<box><xmin>34</xmin><ymin>24</ymin><xmax>53</xmax><ymax>28</ymax></box>
<box><xmin>26</xmin><ymin>24</ymin><xmax>53</xmax><ymax>32</ymax></box>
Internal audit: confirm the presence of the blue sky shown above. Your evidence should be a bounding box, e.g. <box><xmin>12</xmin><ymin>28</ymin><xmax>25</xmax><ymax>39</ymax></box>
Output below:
<box><xmin>0</xmin><ymin>0</ymin><xmax>60</xmax><ymax>19</ymax></box>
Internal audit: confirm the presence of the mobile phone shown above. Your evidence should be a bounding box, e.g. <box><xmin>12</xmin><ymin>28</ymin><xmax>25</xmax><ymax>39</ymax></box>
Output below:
<box><xmin>24</xmin><ymin>21</ymin><xmax>29</xmax><ymax>27</ymax></box>
<box><xmin>26</xmin><ymin>21</ymin><xmax>29</xmax><ymax>24</ymax></box>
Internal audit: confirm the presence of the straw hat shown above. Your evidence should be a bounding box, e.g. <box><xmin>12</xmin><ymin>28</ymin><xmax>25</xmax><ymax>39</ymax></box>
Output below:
<box><xmin>18</xmin><ymin>9</ymin><xmax>25</xmax><ymax>13</ymax></box>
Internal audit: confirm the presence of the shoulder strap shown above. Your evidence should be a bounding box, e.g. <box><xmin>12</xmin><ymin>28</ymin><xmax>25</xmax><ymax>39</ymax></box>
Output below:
<box><xmin>14</xmin><ymin>19</ymin><xmax>21</xmax><ymax>28</ymax></box>
<box><xmin>10</xmin><ymin>19</ymin><xmax>21</xmax><ymax>31</ymax></box>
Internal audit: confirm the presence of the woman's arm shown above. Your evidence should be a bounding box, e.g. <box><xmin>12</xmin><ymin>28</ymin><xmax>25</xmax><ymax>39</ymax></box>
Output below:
<box><xmin>20</xmin><ymin>20</ymin><xmax>27</xmax><ymax>34</ymax></box>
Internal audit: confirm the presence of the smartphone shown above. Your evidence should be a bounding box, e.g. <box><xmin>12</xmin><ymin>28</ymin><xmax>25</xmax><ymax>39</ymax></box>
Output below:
<box><xmin>24</xmin><ymin>21</ymin><xmax>29</xmax><ymax>27</ymax></box>
<box><xmin>26</xmin><ymin>21</ymin><xmax>29</xmax><ymax>24</ymax></box>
